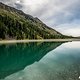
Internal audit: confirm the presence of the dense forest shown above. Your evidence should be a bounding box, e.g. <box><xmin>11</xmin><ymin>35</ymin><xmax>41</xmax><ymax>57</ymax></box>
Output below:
<box><xmin>0</xmin><ymin>2</ymin><xmax>72</xmax><ymax>40</ymax></box>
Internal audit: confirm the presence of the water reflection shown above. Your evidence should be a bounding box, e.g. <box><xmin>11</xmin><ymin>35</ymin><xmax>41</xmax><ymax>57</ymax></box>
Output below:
<box><xmin>3</xmin><ymin>41</ymin><xmax>80</xmax><ymax>80</ymax></box>
<box><xmin>0</xmin><ymin>42</ymin><xmax>63</xmax><ymax>79</ymax></box>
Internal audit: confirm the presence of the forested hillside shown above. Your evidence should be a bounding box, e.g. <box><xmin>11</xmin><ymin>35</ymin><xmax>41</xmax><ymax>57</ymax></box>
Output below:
<box><xmin>0</xmin><ymin>2</ymin><xmax>70</xmax><ymax>40</ymax></box>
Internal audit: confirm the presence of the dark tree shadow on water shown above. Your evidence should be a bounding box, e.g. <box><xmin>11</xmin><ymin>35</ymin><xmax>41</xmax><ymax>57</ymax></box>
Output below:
<box><xmin>0</xmin><ymin>42</ymin><xmax>63</xmax><ymax>79</ymax></box>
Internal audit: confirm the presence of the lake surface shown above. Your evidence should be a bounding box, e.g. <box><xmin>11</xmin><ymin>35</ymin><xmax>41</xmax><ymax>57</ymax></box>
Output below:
<box><xmin>0</xmin><ymin>41</ymin><xmax>80</xmax><ymax>80</ymax></box>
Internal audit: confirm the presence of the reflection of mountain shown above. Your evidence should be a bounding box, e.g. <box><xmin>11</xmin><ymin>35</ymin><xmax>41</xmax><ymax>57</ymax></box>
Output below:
<box><xmin>0</xmin><ymin>42</ymin><xmax>63</xmax><ymax>79</ymax></box>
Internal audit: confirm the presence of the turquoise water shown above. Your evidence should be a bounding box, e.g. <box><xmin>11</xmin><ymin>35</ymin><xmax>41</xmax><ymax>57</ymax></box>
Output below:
<box><xmin>0</xmin><ymin>41</ymin><xmax>80</xmax><ymax>80</ymax></box>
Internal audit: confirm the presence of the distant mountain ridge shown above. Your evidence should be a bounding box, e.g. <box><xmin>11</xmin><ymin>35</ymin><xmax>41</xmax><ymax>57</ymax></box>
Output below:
<box><xmin>0</xmin><ymin>2</ymin><xmax>68</xmax><ymax>39</ymax></box>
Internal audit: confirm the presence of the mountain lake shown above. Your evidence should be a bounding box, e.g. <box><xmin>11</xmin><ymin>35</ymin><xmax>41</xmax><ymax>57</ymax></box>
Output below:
<box><xmin>0</xmin><ymin>41</ymin><xmax>80</xmax><ymax>80</ymax></box>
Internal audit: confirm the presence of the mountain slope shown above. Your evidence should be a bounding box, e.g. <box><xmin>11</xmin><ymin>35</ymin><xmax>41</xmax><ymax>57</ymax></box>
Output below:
<box><xmin>0</xmin><ymin>2</ymin><xmax>65</xmax><ymax>40</ymax></box>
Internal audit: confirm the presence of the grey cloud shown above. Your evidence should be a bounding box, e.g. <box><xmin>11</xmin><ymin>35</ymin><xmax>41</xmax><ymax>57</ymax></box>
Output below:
<box><xmin>15</xmin><ymin>3</ymin><xmax>23</xmax><ymax>9</ymax></box>
<box><xmin>40</xmin><ymin>0</ymin><xmax>80</xmax><ymax>26</ymax></box>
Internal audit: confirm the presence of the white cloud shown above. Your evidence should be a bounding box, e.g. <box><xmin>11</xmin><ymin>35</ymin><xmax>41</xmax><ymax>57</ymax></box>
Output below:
<box><xmin>16</xmin><ymin>0</ymin><xmax>20</xmax><ymax>4</ymax></box>
<box><xmin>55</xmin><ymin>19</ymin><xmax>80</xmax><ymax>37</ymax></box>
<box><xmin>58</xmin><ymin>27</ymin><xmax>80</xmax><ymax>37</ymax></box>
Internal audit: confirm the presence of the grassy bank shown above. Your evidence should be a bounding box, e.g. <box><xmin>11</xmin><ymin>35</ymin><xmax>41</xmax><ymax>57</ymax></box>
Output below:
<box><xmin>0</xmin><ymin>39</ymin><xmax>80</xmax><ymax>44</ymax></box>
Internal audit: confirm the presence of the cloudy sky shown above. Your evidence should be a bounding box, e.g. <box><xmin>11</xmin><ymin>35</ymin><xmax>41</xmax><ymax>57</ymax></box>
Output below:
<box><xmin>0</xmin><ymin>0</ymin><xmax>80</xmax><ymax>37</ymax></box>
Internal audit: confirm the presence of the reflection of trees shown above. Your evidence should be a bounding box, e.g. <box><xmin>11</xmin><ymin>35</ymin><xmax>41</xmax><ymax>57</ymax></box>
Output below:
<box><xmin>0</xmin><ymin>42</ymin><xmax>63</xmax><ymax>79</ymax></box>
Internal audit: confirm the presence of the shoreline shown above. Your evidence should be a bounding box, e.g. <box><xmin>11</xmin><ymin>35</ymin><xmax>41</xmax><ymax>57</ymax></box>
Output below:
<box><xmin>0</xmin><ymin>39</ymin><xmax>80</xmax><ymax>44</ymax></box>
